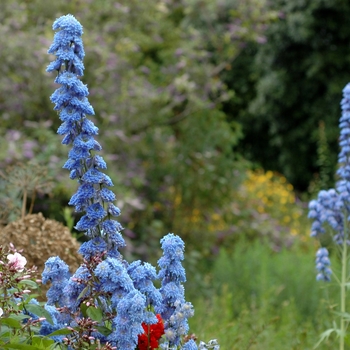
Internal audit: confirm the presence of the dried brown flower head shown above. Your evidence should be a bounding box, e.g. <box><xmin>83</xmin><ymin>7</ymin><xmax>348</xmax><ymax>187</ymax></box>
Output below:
<box><xmin>0</xmin><ymin>213</ymin><xmax>82</xmax><ymax>274</ymax></box>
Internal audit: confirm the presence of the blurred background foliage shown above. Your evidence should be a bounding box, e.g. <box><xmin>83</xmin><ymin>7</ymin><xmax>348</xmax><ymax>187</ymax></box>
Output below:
<box><xmin>0</xmin><ymin>0</ymin><xmax>278</xmax><ymax>259</ymax></box>
<box><xmin>1</xmin><ymin>0</ymin><xmax>349</xmax><ymax>347</ymax></box>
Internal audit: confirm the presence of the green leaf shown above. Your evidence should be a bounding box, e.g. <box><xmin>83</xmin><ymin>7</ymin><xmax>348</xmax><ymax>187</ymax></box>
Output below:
<box><xmin>86</xmin><ymin>307</ymin><xmax>103</xmax><ymax>322</ymax></box>
<box><xmin>0</xmin><ymin>317</ymin><xmax>22</xmax><ymax>329</ymax></box>
<box><xmin>47</xmin><ymin>328</ymin><xmax>73</xmax><ymax>337</ymax></box>
<box><xmin>9</xmin><ymin>314</ymin><xmax>30</xmax><ymax>322</ymax></box>
<box><xmin>18</xmin><ymin>280</ymin><xmax>38</xmax><ymax>289</ymax></box>
<box><xmin>332</xmin><ymin>311</ymin><xmax>350</xmax><ymax>321</ymax></box>
<box><xmin>24</xmin><ymin>304</ymin><xmax>53</xmax><ymax>325</ymax></box>
<box><xmin>77</xmin><ymin>286</ymin><xmax>89</xmax><ymax>301</ymax></box>
<box><xmin>0</xmin><ymin>326</ymin><xmax>11</xmax><ymax>337</ymax></box>
<box><xmin>96</xmin><ymin>326</ymin><xmax>112</xmax><ymax>336</ymax></box>
<box><xmin>2</xmin><ymin>344</ymin><xmax>43</xmax><ymax>350</ymax></box>
<box><xmin>80</xmin><ymin>302</ymin><xmax>88</xmax><ymax>318</ymax></box>
<box><xmin>313</xmin><ymin>328</ymin><xmax>341</xmax><ymax>349</ymax></box>
<box><xmin>31</xmin><ymin>335</ymin><xmax>55</xmax><ymax>348</ymax></box>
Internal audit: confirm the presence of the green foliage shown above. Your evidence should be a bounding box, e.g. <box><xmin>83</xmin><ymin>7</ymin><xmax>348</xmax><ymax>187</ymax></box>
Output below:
<box><xmin>223</xmin><ymin>0</ymin><xmax>350</xmax><ymax>191</ymax></box>
<box><xmin>308</xmin><ymin>121</ymin><xmax>334</xmax><ymax>195</ymax></box>
<box><xmin>188</xmin><ymin>240</ymin><xmax>340</xmax><ymax>349</ymax></box>
<box><xmin>210</xmin><ymin>240</ymin><xmax>324</xmax><ymax>318</ymax></box>
<box><xmin>0</xmin><ymin>0</ymin><xmax>277</xmax><ymax>258</ymax></box>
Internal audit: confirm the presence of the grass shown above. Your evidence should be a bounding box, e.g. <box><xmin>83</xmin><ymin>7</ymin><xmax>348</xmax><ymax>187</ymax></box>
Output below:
<box><xmin>187</xmin><ymin>238</ymin><xmax>342</xmax><ymax>349</ymax></box>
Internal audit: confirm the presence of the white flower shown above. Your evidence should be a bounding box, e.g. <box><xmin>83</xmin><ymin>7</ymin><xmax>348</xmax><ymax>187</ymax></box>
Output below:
<box><xmin>7</xmin><ymin>252</ymin><xmax>27</xmax><ymax>272</ymax></box>
<box><xmin>0</xmin><ymin>307</ymin><xmax>3</xmax><ymax>317</ymax></box>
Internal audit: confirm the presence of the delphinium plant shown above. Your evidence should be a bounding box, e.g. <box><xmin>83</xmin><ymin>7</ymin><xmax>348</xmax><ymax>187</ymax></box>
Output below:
<box><xmin>308</xmin><ymin>83</ymin><xmax>350</xmax><ymax>349</ymax></box>
<box><xmin>36</xmin><ymin>14</ymin><xmax>219</xmax><ymax>350</ymax></box>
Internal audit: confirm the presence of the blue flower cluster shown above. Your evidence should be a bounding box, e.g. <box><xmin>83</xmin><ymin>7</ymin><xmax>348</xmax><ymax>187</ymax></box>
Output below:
<box><xmin>128</xmin><ymin>260</ymin><xmax>163</xmax><ymax>324</ymax></box>
<box><xmin>109</xmin><ymin>290</ymin><xmax>146</xmax><ymax>349</ymax></box>
<box><xmin>157</xmin><ymin>234</ymin><xmax>194</xmax><ymax>347</ymax></box>
<box><xmin>315</xmin><ymin>247</ymin><xmax>332</xmax><ymax>282</ymax></box>
<box><xmin>308</xmin><ymin>83</ymin><xmax>350</xmax><ymax>280</ymax></box>
<box><xmin>41</xmin><ymin>14</ymin><xmax>215</xmax><ymax>350</ymax></box>
<box><xmin>47</xmin><ymin>14</ymin><xmax>123</xmax><ymax>251</ymax></box>
<box><xmin>42</xmin><ymin>256</ymin><xmax>70</xmax><ymax>306</ymax></box>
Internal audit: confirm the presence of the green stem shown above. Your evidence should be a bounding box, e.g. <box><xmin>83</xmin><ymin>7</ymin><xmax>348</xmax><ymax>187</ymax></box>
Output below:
<box><xmin>340</xmin><ymin>233</ymin><xmax>348</xmax><ymax>350</ymax></box>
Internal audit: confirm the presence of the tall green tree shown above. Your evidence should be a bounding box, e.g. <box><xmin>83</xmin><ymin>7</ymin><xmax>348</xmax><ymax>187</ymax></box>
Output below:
<box><xmin>224</xmin><ymin>0</ymin><xmax>350</xmax><ymax>191</ymax></box>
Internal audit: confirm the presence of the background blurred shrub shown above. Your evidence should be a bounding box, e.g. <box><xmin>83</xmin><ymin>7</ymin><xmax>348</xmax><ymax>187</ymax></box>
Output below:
<box><xmin>0</xmin><ymin>0</ymin><xmax>275</xmax><ymax>261</ymax></box>
<box><xmin>213</xmin><ymin>169</ymin><xmax>307</xmax><ymax>254</ymax></box>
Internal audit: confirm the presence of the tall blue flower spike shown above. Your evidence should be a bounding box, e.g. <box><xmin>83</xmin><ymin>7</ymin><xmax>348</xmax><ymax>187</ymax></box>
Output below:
<box><xmin>157</xmin><ymin>233</ymin><xmax>194</xmax><ymax>347</ymax></box>
<box><xmin>47</xmin><ymin>14</ymin><xmax>124</xmax><ymax>253</ymax></box>
<box><xmin>308</xmin><ymin>83</ymin><xmax>350</xmax><ymax>281</ymax></box>
<box><xmin>108</xmin><ymin>290</ymin><xmax>146</xmax><ymax>349</ymax></box>
<box><xmin>43</xmin><ymin>14</ymin><xmax>213</xmax><ymax>349</ymax></box>
<box><xmin>44</xmin><ymin>15</ymin><xmax>144</xmax><ymax>346</ymax></box>
<box><xmin>127</xmin><ymin>260</ymin><xmax>163</xmax><ymax>324</ymax></box>
<box><xmin>42</xmin><ymin>256</ymin><xmax>70</xmax><ymax>306</ymax></box>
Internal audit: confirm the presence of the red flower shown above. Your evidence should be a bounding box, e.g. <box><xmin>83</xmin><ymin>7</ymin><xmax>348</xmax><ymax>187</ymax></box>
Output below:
<box><xmin>138</xmin><ymin>314</ymin><xmax>164</xmax><ymax>350</ymax></box>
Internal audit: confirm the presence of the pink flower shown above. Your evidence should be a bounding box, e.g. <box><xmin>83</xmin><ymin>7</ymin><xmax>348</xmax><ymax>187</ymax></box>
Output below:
<box><xmin>7</xmin><ymin>252</ymin><xmax>27</xmax><ymax>272</ymax></box>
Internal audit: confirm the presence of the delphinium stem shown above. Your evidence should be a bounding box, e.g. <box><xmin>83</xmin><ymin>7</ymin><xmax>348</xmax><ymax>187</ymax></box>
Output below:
<box><xmin>340</xmin><ymin>221</ymin><xmax>348</xmax><ymax>350</ymax></box>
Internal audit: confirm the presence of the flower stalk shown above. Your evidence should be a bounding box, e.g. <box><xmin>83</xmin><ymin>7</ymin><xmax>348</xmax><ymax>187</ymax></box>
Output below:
<box><xmin>340</xmin><ymin>217</ymin><xmax>348</xmax><ymax>350</ymax></box>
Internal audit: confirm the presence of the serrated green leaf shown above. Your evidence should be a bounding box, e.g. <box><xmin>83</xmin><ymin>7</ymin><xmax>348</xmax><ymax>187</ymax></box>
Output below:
<box><xmin>86</xmin><ymin>306</ymin><xmax>103</xmax><ymax>322</ymax></box>
<box><xmin>24</xmin><ymin>304</ymin><xmax>53</xmax><ymax>325</ymax></box>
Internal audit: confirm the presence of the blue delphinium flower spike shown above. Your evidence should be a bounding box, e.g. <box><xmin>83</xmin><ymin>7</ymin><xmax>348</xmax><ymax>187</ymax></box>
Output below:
<box><xmin>308</xmin><ymin>189</ymin><xmax>343</xmax><ymax>243</ymax></box>
<box><xmin>128</xmin><ymin>260</ymin><xmax>162</xmax><ymax>324</ymax></box>
<box><xmin>308</xmin><ymin>84</ymin><xmax>350</xmax><ymax>239</ymax></box>
<box><xmin>47</xmin><ymin>14</ymin><xmax>124</xmax><ymax>251</ymax></box>
<box><xmin>42</xmin><ymin>256</ymin><xmax>70</xmax><ymax>306</ymax></box>
<box><xmin>157</xmin><ymin>233</ymin><xmax>194</xmax><ymax>346</ymax></box>
<box><xmin>315</xmin><ymin>247</ymin><xmax>332</xmax><ymax>282</ymax></box>
<box><xmin>108</xmin><ymin>290</ymin><xmax>146</xmax><ymax>349</ymax></box>
<box><xmin>309</xmin><ymin>83</ymin><xmax>350</xmax><ymax>280</ymax></box>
